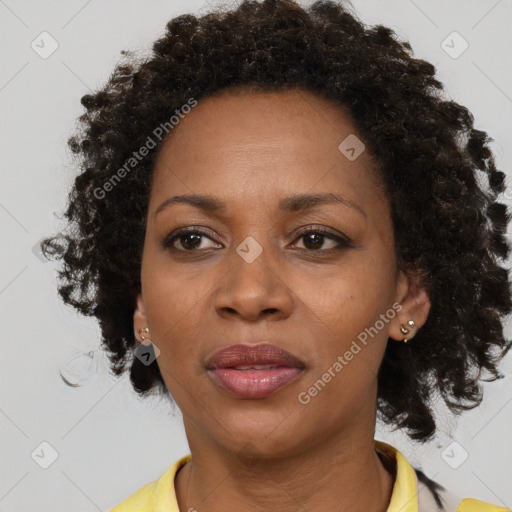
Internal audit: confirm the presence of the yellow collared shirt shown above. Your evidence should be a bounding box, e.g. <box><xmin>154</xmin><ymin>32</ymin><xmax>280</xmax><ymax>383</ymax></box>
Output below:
<box><xmin>109</xmin><ymin>440</ymin><xmax>509</xmax><ymax>512</ymax></box>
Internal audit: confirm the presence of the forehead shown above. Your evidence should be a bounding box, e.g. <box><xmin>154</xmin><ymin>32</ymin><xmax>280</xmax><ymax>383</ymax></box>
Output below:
<box><xmin>150</xmin><ymin>88</ymin><xmax>385</xmax><ymax>211</ymax></box>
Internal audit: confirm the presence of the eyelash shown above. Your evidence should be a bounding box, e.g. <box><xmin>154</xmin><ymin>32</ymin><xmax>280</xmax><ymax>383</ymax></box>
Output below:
<box><xmin>161</xmin><ymin>226</ymin><xmax>353</xmax><ymax>254</ymax></box>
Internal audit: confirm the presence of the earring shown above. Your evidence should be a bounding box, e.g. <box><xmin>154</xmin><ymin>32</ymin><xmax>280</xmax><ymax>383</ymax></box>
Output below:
<box><xmin>137</xmin><ymin>327</ymin><xmax>151</xmax><ymax>345</ymax></box>
<box><xmin>400</xmin><ymin>320</ymin><xmax>415</xmax><ymax>343</ymax></box>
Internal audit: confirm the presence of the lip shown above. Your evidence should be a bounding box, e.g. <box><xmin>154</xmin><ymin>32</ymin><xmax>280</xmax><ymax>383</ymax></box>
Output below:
<box><xmin>205</xmin><ymin>343</ymin><xmax>305</xmax><ymax>399</ymax></box>
<box><xmin>205</xmin><ymin>343</ymin><xmax>305</xmax><ymax>370</ymax></box>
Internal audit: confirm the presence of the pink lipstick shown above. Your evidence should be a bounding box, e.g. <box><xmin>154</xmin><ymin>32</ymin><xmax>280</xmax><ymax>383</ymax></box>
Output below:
<box><xmin>205</xmin><ymin>343</ymin><xmax>305</xmax><ymax>399</ymax></box>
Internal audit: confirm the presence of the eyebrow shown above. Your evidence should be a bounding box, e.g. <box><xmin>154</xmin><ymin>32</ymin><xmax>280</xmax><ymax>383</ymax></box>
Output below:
<box><xmin>154</xmin><ymin>192</ymin><xmax>366</xmax><ymax>218</ymax></box>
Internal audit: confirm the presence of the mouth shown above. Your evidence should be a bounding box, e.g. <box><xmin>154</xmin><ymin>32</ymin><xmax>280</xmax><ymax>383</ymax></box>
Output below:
<box><xmin>205</xmin><ymin>343</ymin><xmax>305</xmax><ymax>399</ymax></box>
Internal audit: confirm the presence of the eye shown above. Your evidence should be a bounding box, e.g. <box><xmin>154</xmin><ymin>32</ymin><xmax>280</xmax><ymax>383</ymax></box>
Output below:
<box><xmin>161</xmin><ymin>227</ymin><xmax>221</xmax><ymax>251</ymax></box>
<box><xmin>290</xmin><ymin>227</ymin><xmax>352</xmax><ymax>252</ymax></box>
<box><xmin>161</xmin><ymin>226</ymin><xmax>353</xmax><ymax>253</ymax></box>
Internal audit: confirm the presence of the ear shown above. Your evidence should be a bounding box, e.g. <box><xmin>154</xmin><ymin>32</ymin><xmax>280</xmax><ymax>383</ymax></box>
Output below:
<box><xmin>389</xmin><ymin>270</ymin><xmax>431</xmax><ymax>342</ymax></box>
<box><xmin>133</xmin><ymin>293</ymin><xmax>150</xmax><ymax>345</ymax></box>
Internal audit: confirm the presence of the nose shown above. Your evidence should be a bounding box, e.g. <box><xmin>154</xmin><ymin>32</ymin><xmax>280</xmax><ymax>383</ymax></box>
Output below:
<box><xmin>213</xmin><ymin>245</ymin><xmax>294</xmax><ymax>323</ymax></box>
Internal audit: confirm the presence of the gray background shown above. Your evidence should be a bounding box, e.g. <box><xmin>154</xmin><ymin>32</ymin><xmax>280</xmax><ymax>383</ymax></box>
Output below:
<box><xmin>1</xmin><ymin>0</ymin><xmax>511</xmax><ymax>510</ymax></box>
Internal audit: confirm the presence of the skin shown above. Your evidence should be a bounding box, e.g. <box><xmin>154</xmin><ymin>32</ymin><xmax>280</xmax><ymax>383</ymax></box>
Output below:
<box><xmin>133</xmin><ymin>88</ymin><xmax>431</xmax><ymax>512</ymax></box>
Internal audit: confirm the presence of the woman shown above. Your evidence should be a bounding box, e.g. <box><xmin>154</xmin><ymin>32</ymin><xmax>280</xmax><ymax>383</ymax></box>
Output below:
<box><xmin>41</xmin><ymin>1</ymin><xmax>512</xmax><ymax>511</ymax></box>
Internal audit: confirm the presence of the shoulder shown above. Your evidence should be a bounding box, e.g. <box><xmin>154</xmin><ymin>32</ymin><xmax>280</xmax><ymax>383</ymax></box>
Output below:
<box><xmin>108</xmin><ymin>479</ymin><xmax>157</xmax><ymax>512</ymax></box>
<box><xmin>456</xmin><ymin>498</ymin><xmax>511</xmax><ymax>512</ymax></box>
<box><xmin>108</xmin><ymin>454</ymin><xmax>191</xmax><ymax>512</ymax></box>
<box><xmin>376</xmin><ymin>440</ymin><xmax>508</xmax><ymax>512</ymax></box>
<box><xmin>414</xmin><ymin>468</ymin><xmax>510</xmax><ymax>512</ymax></box>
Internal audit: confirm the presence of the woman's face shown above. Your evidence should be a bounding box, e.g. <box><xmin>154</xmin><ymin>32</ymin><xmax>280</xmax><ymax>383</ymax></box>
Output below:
<box><xmin>135</xmin><ymin>88</ymin><xmax>429</xmax><ymax>456</ymax></box>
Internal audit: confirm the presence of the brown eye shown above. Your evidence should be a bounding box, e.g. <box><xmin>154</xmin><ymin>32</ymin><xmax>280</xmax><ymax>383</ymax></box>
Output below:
<box><xmin>176</xmin><ymin>232</ymin><xmax>203</xmax><ymax>250</ymax></box>
<box><xmin>162</xmin><ymin>228</ymin><xmax>221</xmax><ymax>251</ymax></box>
<box><xmin>291</xmin><ymin>228</ymin><xmax>352</xmax><ymax>252</ymax></box>
<box><xmin>299</xmin><ymin>232</ymin><xmax>335</xmax><ymax>250</ymax></box>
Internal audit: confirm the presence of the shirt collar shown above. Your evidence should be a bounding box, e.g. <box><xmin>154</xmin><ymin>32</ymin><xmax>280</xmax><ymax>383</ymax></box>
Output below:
<box><xmin>154</xmin><ymin>440</ymin><xmax>419</xmax><ymax>512</ymax></box>
<box><xmin>375</xmin><ymin>440</ymin><xmax>419</xmax><ymax>512</ymax></box>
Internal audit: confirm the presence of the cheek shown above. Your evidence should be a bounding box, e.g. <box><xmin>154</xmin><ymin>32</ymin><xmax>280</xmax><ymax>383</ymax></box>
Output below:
<box><xmin>294</xmin><ymin>273</ymin><xmax>391</xmax><ymax>420</ymax></box>
<box><xmin>144</xmin><ymin>256</ymin><xmax>204</xmax><ymax>324</ymax></box>
<box><xmin>141</xmin><ymin>267</ymin><xmax>205</xmax><ymax>376</ymax></box>
<box><xmin>299</xmin><ymin>259</ymin><xmax>395</xmax><ymax>337</ymax></box>
<box><xmin>294</xmin><ymin>262</ymin><xmax>395</xmax><ymax>395</ymax></box>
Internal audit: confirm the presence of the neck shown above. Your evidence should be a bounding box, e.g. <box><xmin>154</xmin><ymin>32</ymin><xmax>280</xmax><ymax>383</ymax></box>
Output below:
<box><xmin>175</xmin><ymin>424</ymin><xmax>395</xmax><ymax>512</ymax></box>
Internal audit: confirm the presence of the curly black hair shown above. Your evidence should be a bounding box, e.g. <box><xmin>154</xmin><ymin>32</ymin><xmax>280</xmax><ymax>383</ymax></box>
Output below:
<box><xmin>41</xmin><ymin>0</ymin><xmax>512</xmax><ymax>442</ymax></box>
